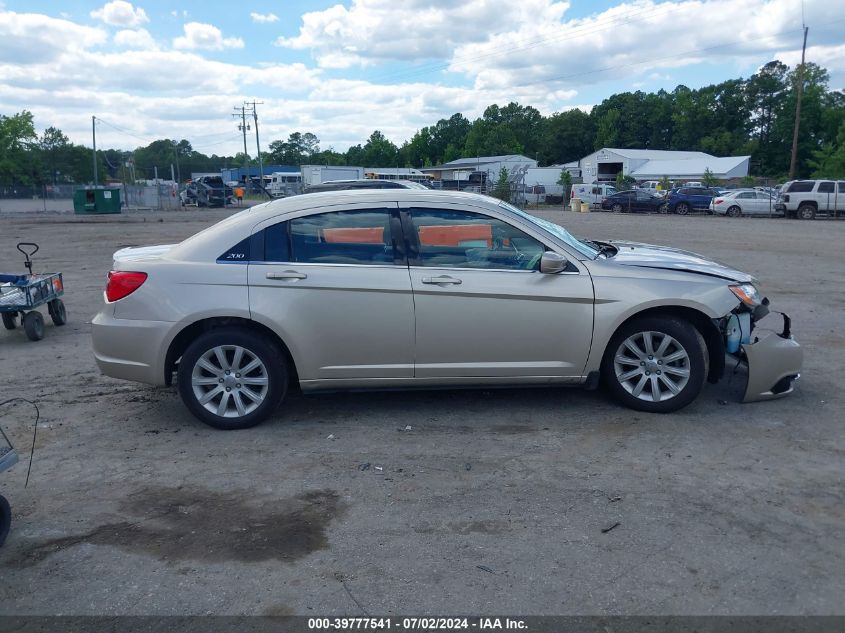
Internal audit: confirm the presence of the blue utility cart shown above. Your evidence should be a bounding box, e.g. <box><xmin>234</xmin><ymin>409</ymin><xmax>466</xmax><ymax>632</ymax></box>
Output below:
<box><xmin>0</xmin><ymin>243</ymin><xmax>67</xmax><ymax>341</ymax></box>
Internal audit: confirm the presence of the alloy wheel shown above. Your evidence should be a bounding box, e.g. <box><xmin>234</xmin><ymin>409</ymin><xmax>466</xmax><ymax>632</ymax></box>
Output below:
<box><xmin>191</xmin><ymin>345</ymin><xmax>269</xmax><ymax>418</ymax></box>
<box><xmin>613</xmin><ymin>331</ymin><xmax>690</xmax><ymax>402</ymax></box>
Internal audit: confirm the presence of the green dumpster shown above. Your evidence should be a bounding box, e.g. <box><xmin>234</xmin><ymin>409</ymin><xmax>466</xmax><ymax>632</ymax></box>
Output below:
<box><xmin>73</xmin><ymin>188</ymin><xmax>121</xmax><ymax>214</ymax></box>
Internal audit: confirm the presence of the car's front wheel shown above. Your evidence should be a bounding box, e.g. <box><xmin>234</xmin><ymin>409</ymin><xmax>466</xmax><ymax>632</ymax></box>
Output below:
<box><xmin>612</xmin><ymin>203</ymin><xmax>623</xmax><ymax>213</ymax></box>
<box><xmin>675</xmin><ymin>203</ymin><xmax>690</xmax><ymax>215</ymax></box>
<box><xmin>601</xmin><ymin>317</ymin><xmax>707</xmax><ymax>413</ymax></box>
<box><xmin>177</xmin><ymin>328</ymin><xmax>287</xmax><ymax>429</ymax></box>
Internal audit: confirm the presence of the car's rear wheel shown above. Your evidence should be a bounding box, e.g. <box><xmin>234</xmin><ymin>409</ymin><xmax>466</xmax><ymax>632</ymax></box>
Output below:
<box><xmin>601</xmin><ymin>316</ymin><xmax>707</xmax><ymax>413</ymax></box>
<box><xmin>675</xmin><ymin>203</ymin><xmax>690</xmax><ymax>215</ymax></box>
<box><xmin>177</xmin><ymin>328</ymin><xmax>287</xmax><ymax>429</ymax></box>
<box><xmin>726</xmin><ymin>206</ymin><xmax>741</xmax><ymax>217</ymax></box>
<box><xmin>612</xmin><ymin>203</ymin><xmax>623</xmax><ymax>213</ymax></box>
<box><xmin>658</xmin><ymin>203</ymin><xmax>669</xmax><ymax>214</ymax></box>
<box><xmin>797</xmin><ymin>204</ymin><xmax>816</xmax><ymax>220</ymax></box>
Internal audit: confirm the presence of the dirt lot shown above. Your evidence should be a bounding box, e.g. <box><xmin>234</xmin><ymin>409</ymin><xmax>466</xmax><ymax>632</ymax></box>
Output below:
<box><xmin>0</xmin><ymin>208</ymin><xmax>842</xmax><ymax>616</ymax></box>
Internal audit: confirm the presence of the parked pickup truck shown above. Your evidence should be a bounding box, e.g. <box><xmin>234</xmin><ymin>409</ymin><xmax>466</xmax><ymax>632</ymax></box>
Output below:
<box><xmin>776</xmin><ymin>180</ymin><xmax>845</xmax><ymax>219</ymax></box>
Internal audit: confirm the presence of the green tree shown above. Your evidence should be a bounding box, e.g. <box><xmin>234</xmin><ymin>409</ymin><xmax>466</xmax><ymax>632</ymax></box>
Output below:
<box><xmin>542</xmin><ymin>109</ymin><xmax>594</xmax><ymax>164</ymax></box>
<box><xmin>492</xmin><ymin>167</ymin><xmax>511</xmax><ymax>201</ymax></box>
<box><xmin>809</xmin><ymin>120</ymin><xmax>845</xmax><ymax>178</ymax></box>
<box><xmin>360</xmin><ymin>130</ymin><xmax>399</xmax><ymax>167</ymax></box>
<box><xmin>659</xmin><ymin>175</ymin><xmax>672</xmax><ymax>191</ymax></box>
<box><xmin>615</xmin><ymin>172</ymin><xmax>636</xmax><ymax>191</ymax></box>
<box><xmin>702</xmin><ymin>167</ymin><xmax>718</xmax><ymax>187</ymax></box>
<box><xmin>0</xmin><ymin>110</ymin><xmax>37</xmax><ymax>184</ymax></box>
<box><xmin>557</xmin><ymin>169</ymin><xmax>573</xmax><ymax>200</ymax></box>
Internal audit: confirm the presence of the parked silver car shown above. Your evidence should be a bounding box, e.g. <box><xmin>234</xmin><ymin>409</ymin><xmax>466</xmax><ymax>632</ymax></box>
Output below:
<box><xmin>92</xmin><ymin>190</ymin><xmax>802</xmax><ymax>429</ymax></box>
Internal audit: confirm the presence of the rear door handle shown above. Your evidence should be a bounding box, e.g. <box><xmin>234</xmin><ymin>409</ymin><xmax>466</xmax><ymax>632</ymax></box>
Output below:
<box><xmin>266</xmin><ymin>271</ymin><xmax>307</xmax><ymax>280</ymax></box>
<box><xmin>421</xmin><ymin>275</ymin><xmax>462</xmax><ymax>285</ymax></box>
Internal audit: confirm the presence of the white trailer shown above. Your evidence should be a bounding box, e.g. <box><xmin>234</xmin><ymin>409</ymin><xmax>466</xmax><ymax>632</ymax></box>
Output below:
<box><xmin>301</xmin><ymin>165</ymin><xmax>365</xmax><ymax>187</ymax></box>
<box><xmin>524</xmin><ymin>167</ymin><xmax>567</xmax><ymax>197</ymax></box>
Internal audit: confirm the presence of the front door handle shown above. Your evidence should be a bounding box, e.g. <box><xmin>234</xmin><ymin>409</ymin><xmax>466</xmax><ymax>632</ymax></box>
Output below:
<box><xmin>421</xmin><ymin>275</ymin><xmax>462</xmax><ymax>285</ymax></box>
<box><xmin>266</xmin><ymin>271</ymin><xmax>307</xmax><ymax>280</ymax></box>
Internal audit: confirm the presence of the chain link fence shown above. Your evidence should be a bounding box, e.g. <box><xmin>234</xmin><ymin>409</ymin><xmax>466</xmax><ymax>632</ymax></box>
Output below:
<box><xmin>0</xmin><ymin>183</ymin><xmax>182</xmax><ymax>212</ymax></box>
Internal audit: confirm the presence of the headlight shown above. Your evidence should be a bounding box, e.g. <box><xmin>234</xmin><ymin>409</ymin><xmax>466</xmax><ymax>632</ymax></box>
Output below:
<box><xmin>730</xmin><ymin>283</ymin><xmax>762</xmax><ymax>307</ymax></box>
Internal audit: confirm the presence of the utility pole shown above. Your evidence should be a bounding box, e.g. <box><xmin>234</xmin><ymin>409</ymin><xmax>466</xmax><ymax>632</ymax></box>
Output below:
<box><xmin>172</xmin><ymin>140</ymin><xmax>181</xmax><ymax>184</ymax></box>
<box><xmin>789</xmin><ymin>25</ymin><xmax>809</xmax><ymax>180</ymax></box>
<box><xmin>246</xmin><ymin>101</ymin><xmax>266</xmax><ymax>197</ymax></box>
<box><xmin>92</xmin><ymin>115</ymin><xmax>98</xmax><ymax>187</ymax></box>
<box><xmin>233</xmin><ymin>105</ymin><xmax>250</xmax><ymax>168</ymax></box>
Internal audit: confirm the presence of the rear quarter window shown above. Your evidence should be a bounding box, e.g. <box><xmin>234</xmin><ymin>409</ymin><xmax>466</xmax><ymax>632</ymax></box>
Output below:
<box><xmin>787</xmin><ymin>181</ymin><xmax>815</xmax><ymax>193</ymax></box>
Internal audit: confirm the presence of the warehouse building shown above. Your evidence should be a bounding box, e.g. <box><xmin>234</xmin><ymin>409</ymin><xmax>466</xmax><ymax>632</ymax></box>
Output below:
<box><xmin>577</xmin><ymin>148</ymin><xmax>749</xmax><ymax>183</ymax></box>
<box><xmin>421</xmin><ymin>154</ymin><xmax>538</xmax><ymax>191</ymax></box>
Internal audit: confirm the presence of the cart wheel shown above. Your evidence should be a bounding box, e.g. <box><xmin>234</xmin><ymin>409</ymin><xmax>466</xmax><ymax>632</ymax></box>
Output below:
<box><xmin>48</xmin><ymin>299</ymin><xmax>67</xmax><ymax>326</ymax></box>
<box><xmin>23</xmin><ymin>311</ymin><xmax>45</xmax><ymax>341</ymax></box>
<box><xmin>1</xmin><ymin>312</ymin><xmax>17</xmax><ymax>330</ymax></box>
<box><xmin>0</xmin><ymin>494</ymin><xmax>10</xmax><ymax>547</ymax></box>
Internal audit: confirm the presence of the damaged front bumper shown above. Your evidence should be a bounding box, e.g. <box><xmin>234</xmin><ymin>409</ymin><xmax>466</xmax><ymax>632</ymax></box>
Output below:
<box><xmin>736</xmin><ymin>312</ymin><xmax>803</xmax><ymax>402</ymax></box>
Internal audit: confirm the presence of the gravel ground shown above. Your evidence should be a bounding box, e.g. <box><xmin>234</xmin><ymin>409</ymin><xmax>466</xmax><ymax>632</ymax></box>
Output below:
<box><xmin>0</xmin><ymin>207</ymin><xmax>842</xmax><ymax>616</ymax></box>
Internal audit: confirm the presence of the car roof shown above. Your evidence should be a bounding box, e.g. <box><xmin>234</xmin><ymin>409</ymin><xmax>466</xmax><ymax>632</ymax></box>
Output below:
<box><xmin>169</xmin><ymin>189</ymin><xmax>502</xmax><ymax>261</ymax></box>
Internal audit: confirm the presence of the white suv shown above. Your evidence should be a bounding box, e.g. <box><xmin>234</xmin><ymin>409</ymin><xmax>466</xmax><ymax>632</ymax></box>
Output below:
<box><xmin>776</xmin><ymin>180</ymin><xmax>845</xmax><ymax>219</ymax></box>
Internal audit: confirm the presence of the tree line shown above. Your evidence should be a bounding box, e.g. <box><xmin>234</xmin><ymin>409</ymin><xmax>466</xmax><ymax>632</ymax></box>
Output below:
<box><xmin>2</xmin><ymin>59</ymin><xmax>843</xmax><ymax>187</ymax></box>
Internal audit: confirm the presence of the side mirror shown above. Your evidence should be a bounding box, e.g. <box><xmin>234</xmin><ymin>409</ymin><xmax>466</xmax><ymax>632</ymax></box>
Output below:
<box><xmin>540</xmin><ymin>251</ymin><xmax>569</xmax><ymax>274</ymax></box>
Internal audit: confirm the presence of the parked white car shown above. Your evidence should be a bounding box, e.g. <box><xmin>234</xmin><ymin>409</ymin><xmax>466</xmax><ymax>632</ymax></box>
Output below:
<box><xmin>711</xmin><ymin>190</ymin><xmax>780</xmax><ymax>217</ymax></box>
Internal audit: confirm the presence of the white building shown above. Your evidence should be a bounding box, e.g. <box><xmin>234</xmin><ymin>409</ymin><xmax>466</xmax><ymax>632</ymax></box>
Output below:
<box><xmin>421</xmin><ymin>154</ymin><xmax>538</xmax><ymax>189</ymax></box>
<box><xmin>577</xmin><ymin>148</ymin><xmax>749</xmax><ymax>184</ymax></box>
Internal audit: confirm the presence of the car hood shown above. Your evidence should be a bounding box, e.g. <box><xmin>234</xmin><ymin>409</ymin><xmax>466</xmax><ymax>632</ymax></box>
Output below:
<box><xmin>603</xmin><ymin>240</ymin><xmax>755</xmax><ymax>283</ymax></box>
<box><xmin>113</xmin><ymin>244</ymin><xmax>176</xmax><ymax>263</ymax></box>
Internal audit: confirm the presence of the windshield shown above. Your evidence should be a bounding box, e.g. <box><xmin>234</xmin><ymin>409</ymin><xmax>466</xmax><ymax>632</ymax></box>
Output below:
<box><xmin>498</xmin><ymin>201</ymin><xmax>600</xmax><ymax>258</ymax></box>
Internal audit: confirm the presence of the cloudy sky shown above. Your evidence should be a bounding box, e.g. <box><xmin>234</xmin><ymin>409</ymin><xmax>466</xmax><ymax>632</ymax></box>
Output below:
<box><xmin>0</xmin><ymin>0</ymin><xmax>842</xmax><ymax>154</ymax></box>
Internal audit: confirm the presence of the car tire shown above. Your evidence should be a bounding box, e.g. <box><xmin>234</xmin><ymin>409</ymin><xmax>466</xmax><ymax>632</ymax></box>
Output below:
<box><xmin>658</xmin><ymin>203</ymin><xmax>668</xmax><ymax>214</ymax></box>
<box><xmin>612</xmin><ymin>203</ymin><xmax>623</xmax><ymax>213</ymax></box>
<box><xmin>48</xmin><ymin>299</ymin><xmax>67</xmax><ymax>326</ymax></box>
<box><xmin>601</xmin><ymin>316</ymin><xmax>707</xmax><ymax>413</ymax></box>
<box><xmin>675</xmin><ymin>203</ymin><xmax>690</xmax><ymax>215</ymax></box>
<box><xmin>726</xmin><ymin>206</ymin><xmax>741</xmax><ymax>218</ymax></box>
<box><xmin>0</xmin><ymin>494</ymin><xmax>10</xmax><ymax>547</ymax></box>
<box><xmin>1</xmin><ymin>312</ymin><xmax>17</xmax><ymax>330</ymax></box>
<box><xmin>23</xmin><ymin>311</ymin><xmax>44</xmax><ymax>341</ymax></box>
<box><xmin>177</xmin><ymin>327</ymin><xmax>287</xmax><ymax>430</ymax></box>
<box><xmin>797</xmin><ymin>204</ymin><xmax>816</xmax><ymax>220</ymax></box>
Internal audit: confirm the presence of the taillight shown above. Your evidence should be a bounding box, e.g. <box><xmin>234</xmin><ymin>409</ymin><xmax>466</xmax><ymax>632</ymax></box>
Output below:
<box><xmin>714</xmin><ymin>198</ymin><xmax>723</xmax><ymax>204</ymax></box>
<box><xmin>106</xmin><ymin>271</ymin><xmax>147</xmax><ymax>302</ymax></box>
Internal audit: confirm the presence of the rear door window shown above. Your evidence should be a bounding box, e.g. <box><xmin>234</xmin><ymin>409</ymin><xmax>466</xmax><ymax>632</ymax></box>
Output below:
<box><xmin>818</xmin><ymin>181</ymin><xmax>835</xmax><ymax>193</ymax></box>
<box><xmin>265</xmin><ymin>209</ymin><xmax>398</xmax><ymax>265</ymax></box>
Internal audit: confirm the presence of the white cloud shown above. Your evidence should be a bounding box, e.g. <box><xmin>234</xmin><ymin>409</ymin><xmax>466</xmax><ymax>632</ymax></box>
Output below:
<box><xmin>250</xmin><ymin>12</ymin><xmax>279</xmax><ymax>23</ymax></box>
<box><xmin>277</xmin><ymin>0</ymin><xmax>842</xmax><ymax>91</ymax></box>
<box><xmin>114</xmin><ymin>28</ymin><xmax>156</xmax><ymax>50</ymax></box>
<box><xmin>774</xmin><ymin>44</ymin><xmax>845</xmax><ymax>89</ymax></box>
<box><xmin>0</xmin><ymin>10</ymin><xmax>107</xmax><ymax>64</ymax></box>
<box><xmin>90</xmin><ymin>1</ymin><xmax>148</xmax><ymax>28</ymax></box>
<box><xmin>276</xmin><ymin>0</ymin><xmax>567</xmax><ymax>68</ymax></box>
<box><xmin>173</xmin><ymin>22</ymin><xmax>245</xmax><ymax>50</ymax></box>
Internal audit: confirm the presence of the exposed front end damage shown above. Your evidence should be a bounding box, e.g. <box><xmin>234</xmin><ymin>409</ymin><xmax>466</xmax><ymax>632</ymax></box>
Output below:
<box><xmin>717</xmin><ymin>295</ymin><xmax>803</xmax><ymax>403</ymax></box>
